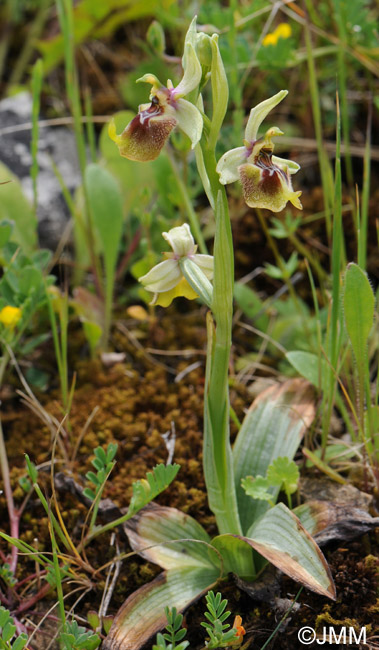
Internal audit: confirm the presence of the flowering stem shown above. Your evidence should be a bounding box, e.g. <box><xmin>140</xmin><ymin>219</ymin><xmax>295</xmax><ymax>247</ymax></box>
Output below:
<box><xmin>167</xmin><ymin>150</ymin><xmax>208</xmax><ymax>255</ymax></box>
<box><xmin>199</xmin><ymin>143</ymin><xmax>242</xmax><ymax>536</ymax></box>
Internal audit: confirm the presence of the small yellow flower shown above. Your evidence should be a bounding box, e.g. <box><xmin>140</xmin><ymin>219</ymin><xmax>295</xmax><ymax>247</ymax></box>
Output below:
<box><xmin>262</xmin><ymin>22</ymin><xmax>292</xmax><ymax>47</ymax></box>
<box><xmin>262</xmin><ymin>33</ymin><xmax>278</xmax><ymax>47</ymax></box>
<box><xmin>275</xmin><ymin>23</ymin><xmax>292</xmax><ymax>39</ymax></box>
<box><xmin>0</xmin><ymin>305</ymin><xmax>22</xmax><ymax>328</ymax></box>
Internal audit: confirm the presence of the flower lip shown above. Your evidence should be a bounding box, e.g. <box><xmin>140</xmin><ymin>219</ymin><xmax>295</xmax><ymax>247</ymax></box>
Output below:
<box><xmin>110</xmin><ymin>42</ymin><xmax>203</xmax><ymax>162</ymax></box>
<box><xmin>216</xmin><ymin>91</ymin><xmax>302</xmax><ymax>211</ymax></box>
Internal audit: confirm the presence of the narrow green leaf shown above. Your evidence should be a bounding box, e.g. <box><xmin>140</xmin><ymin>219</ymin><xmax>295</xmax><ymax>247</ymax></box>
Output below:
<box><xmin>302</xmin><ymin>448</ymin><xmax>346</xmax><ymax>484</ymax></box>
<box><xmin>343</xmin><ymin>263</ymin><xmax>375</xmax><ymax>365</ymax></box>
<box><xmin>31</xmin><ymin>59</ymin><xmax>44</xmax><ymax>212</ymax></box>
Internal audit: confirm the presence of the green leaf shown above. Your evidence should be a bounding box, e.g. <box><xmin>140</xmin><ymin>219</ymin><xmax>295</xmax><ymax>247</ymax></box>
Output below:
<box><xmin>0</xmin><ymin>220</ymin><xmax>14</xmax><ymax>248</ymax></box>
<box><xmin>267</xmin><ymin>457</ymin><xmax>300</xmax><ymax>494</ymax></box>
<box><xmin>85</xmin><ymin>164</ymin><xmax>124</xmax><ymax>279</ymax></box>
<box><xmin>124</xmin><ymin>503</ymin><xmax>219</xmax><ymax>570</ymax></box>
<box><xmin>241</xmin><ymin>476</ymin><xmax>273</xmax><ymax>503</ymax></box>
<box><xmin>233</xmin><ymin>379</ymin><xmax>316</xmax><ymax>533</ymax></box>
<box><xmin>0</xmin><ymin>162</ymin><xmax>37</xmax><ymax>254</ymax></box>
<box><xmin>302</xmin><ymin>448</ymin><xmax>346</xmax><ymax>484</ymax></box>
<box><xmin>127</xmin><ymin>464</ymin><xmax>180</xmax><ymax>517</ymax></box>
<box><xmin>82</xmin><ymin>321</ymin><xmax>103</xmax><ymax>355</ymax></box>
<box><xmin>244</xmin><ymin>503</ymin><xmax>335</xmax><ymax>599</ymax></box>
<box><xmin>83</xmin><ymin>488</ymin><xmax>96</xmax><ymax>501</ymax></box>
<box><xmin>343</xmin><ymin>263</ymin><xmax>375</xmax><ymax>366</ymax></box>
<box><xmin>233</xmin><ymin>282</ymin><xmax>269</xmax><ymax>331</ymax></box>
<box><xmin>102</xmin><ymin>567</ymin><xmax>219</xmax><ymax>650</ymax></box>
<box><xmin>11</xmin><ymin>634</ymin><xmax>28</xmax><ymax>650</ymax></box>
<box><xmin>285</xmin><ymin>350</ymin><xmax>328</xmax><ymax>387</ymax></box>
<box><xmin>0</xmin><ymin>606</ymin><xmax>11</xmax><ymax>628</ymax></box>
<box><xmin>3</xmin><ymin>620</ymin><xmax>16</xmax><ymax>642</ymax></box>
<box><xmin>210</xmin><ymin>534</ymin><xmax>255</xmax><ymax>578</ymax></box>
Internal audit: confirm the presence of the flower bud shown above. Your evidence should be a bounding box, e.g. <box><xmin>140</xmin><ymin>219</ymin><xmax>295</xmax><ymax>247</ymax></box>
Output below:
<box><xmin>146</xmin><ymin>20</ymin><xmax>166</xmax><ymax>55</ymax></box>
<box><xmin>196</xmin><ymin>33</ymin><xmax>213</xmax><ymax>68</ymax></box>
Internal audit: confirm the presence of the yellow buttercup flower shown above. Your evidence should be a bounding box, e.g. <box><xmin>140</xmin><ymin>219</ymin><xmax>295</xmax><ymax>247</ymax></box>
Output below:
<box><xmin>275</xmin><ymin>23</ymin><xmax>292</xmax><ymax>39</ymax></box>
<box><xmin>262</xmin><ymin>33</ymin><xmax>278</xmax><ymax>47</ymax></box>
<box><xmin>262</xmin><ymin>22</ymin><xmax>292</xmax><ymax>47</ymax></box>
<box><xmin>0</xmin><ymin>305</ymin><xmax>22</xmax><ymax>328</ymax></box>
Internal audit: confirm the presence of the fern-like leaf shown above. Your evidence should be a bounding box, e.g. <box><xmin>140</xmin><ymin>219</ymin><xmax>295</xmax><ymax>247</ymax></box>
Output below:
<box><xmin>127</xmin><ymin>464</ymin><xmax>180</xmax><ymax>516</ymax></box>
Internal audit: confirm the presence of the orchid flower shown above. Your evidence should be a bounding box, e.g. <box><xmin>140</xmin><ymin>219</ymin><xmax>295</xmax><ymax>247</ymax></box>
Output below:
<box><xmin>216</xmin><ymin>90</ymin><xmax>302</xmax><ymax>212</ymax></box>
<box><xmin>139</xmin><ymin>224</ymin><xmax>213</xmax><ymax>307</ymax></box>
<box><xmin>109</xmin><ymin>42</ymin><xmax>203</xmax><ymax>162</ymax></box>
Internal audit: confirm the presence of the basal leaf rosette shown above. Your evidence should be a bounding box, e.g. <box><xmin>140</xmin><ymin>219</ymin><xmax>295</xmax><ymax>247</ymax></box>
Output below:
<box><xmin>216</xmin><ymin>90</ymin><xmax>302</xmax><ymax>212</ymax></box>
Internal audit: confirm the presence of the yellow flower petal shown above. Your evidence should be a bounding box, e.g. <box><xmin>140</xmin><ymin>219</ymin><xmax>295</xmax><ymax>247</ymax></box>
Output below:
<box><xmin>153</xmin><ymin>278</ymin><xmax>198</xmax><ymax>307</ymax></box>
<box><xmin>0</xmin><ymin>305</ymin><xmax>22</xmax><ymax>328</ymax></box>
<box><xmin>274</xmin><ymin>23</ymin><xmax>292</xmax><ymax>39</ymax></box>
<box><xmin>262</xmin><ymin>32</ymin><xmax>278</xmax><ymax>47</ymax></box>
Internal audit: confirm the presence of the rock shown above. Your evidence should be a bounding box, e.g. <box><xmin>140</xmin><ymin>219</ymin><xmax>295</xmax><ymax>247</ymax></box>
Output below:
<box><xmin>0</xmin><ymin>91</ymin><xmax>81</xmax><ymax>249</ymax></box>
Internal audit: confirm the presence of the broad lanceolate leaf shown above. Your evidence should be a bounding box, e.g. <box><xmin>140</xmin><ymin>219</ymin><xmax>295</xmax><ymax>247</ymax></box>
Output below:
<box><xmin>85</xmin><ymin>163</ymin><xmax>124</xmax><ymax>278</ymax></box>
<box><xmin>103</xmin><ymin>567</ymin><xmax>220</xmax><ymax>650</ymax></box>
<box><xmin>233</xmin><ymin>378</ymin><xmax>316</xmax><ymax>533</ymax></box>
<box><xmin>285</xmin><ymin>350</ymin><xmax>328</xmax><ymax>388</ymax></box>
<box><xmin>244</xmin><ymin>503</ymin><xmax>335</xmax><ymax>599</ymax></box>
<box><xmin>343</xmin><ymin>263</ymin><xmax>375</xmax><ymax>367</ymax></box>
<box><xmin>123</xmin><ymin>503</ymin><xmax>220</xmax><ymax>570</ymax></box>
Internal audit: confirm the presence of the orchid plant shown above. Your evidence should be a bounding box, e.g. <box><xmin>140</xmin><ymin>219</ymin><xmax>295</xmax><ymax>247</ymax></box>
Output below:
<box><xmin>103</xmin><ymin>19</ymin><xmax>335</xmax><ymax>650</ymax></box>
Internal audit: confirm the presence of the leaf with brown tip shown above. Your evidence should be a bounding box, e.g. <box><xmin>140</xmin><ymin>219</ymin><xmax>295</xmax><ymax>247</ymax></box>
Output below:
<box><xmin>102</xmin><ymin>566</ymin><xmax>220</xmax><ymax>650</ymax></box>
<box><xmin>244</xmin><ymin>503</ymin><xmax>336</xmax><ymax>599</ymax></box>
<box><xmin>123</xmin><ymin>503</ymin><xmax>219</xmax><ymax>570</ymax></box>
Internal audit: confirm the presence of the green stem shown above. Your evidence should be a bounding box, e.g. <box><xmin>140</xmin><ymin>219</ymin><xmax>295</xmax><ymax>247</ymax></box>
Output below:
<box><xmin>199</xmin><ymin>142</ymin><xmax>242</xmax><ymax>537</ymax></box>
<box><xmin>167</xmin><ymin>151</ymin><xmax>208</xmax><ymax>254</ymax></box>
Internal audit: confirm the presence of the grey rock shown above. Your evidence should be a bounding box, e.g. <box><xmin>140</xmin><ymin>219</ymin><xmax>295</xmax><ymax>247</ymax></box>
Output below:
<box><xmin>0</xmin><ymin>91</ymin><xmax>81</xmax><ymax>249</ymax></box>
